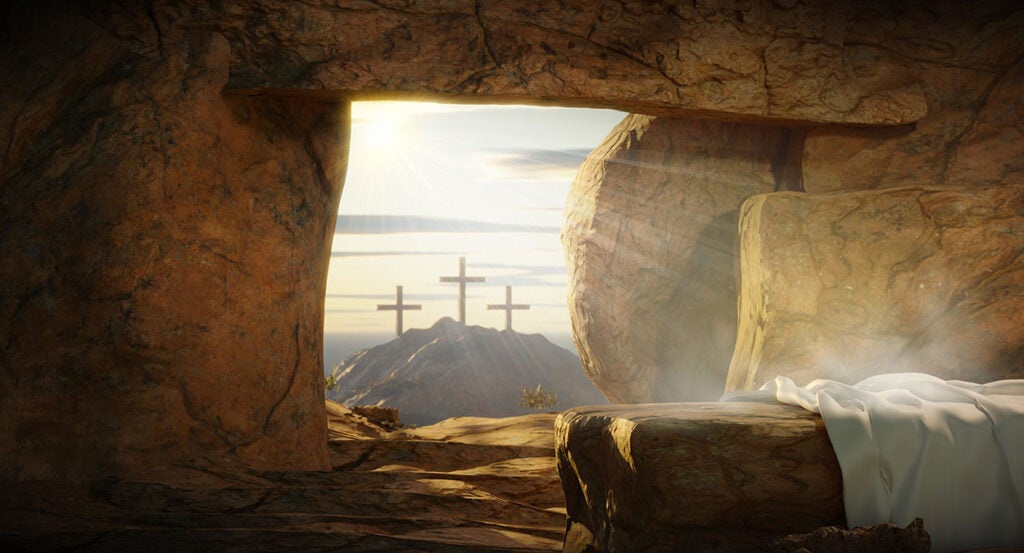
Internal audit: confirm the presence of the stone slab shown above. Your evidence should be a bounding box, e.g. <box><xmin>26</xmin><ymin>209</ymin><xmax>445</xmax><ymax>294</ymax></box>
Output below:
<box><xmin>555</xmin><ymin>402</ymin><xmax>843</xmax><ymax>552</ymax></box>
<box><xmin>727</xmin><ymin>185</ymin><xmax>1024</xmax><ymax>391</ymax></box>
<box><xmin>190</xmin><ymin>0</ymin><xmax>933</xmax><ymax>124</ymax></box>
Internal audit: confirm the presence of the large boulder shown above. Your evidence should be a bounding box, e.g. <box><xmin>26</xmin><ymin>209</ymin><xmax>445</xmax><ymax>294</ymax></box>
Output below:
<box><xmin>727</xmin><ymin>185</ymin><xmax>1024</xmax><ymax>391</ymax></box>
<box><xmin>563</xmin><ymin>114</ymin><xmax>798</xmax><ymax>403</ymax></box>
<box><xmin>556</xmin><ymin>403</ymin><xmax>844</xmax><ymax>552</ymax></box>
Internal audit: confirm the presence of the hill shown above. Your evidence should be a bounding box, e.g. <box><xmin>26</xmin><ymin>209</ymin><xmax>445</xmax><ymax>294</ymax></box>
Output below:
<box><xmin>326</xmin><ymin>318</ymin><xmax>607</xmax><ymax>425</ymax></box>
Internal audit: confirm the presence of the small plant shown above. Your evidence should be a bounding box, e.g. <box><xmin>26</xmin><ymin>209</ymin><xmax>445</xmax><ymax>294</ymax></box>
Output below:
<box><xmin>325</xmin><ymin>374</ymin><xmax>341</xmax><ymax>392</ymax></box>
<box><xmin>520</xmin><ymin>384</ymin><xmax>558</xmax><ymax>410</ymax></box>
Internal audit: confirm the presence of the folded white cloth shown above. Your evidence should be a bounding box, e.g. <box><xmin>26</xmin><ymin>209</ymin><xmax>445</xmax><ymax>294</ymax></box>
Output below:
<box><xmin>724</xmin><ymin>372</ymin><xmax>1024</xmax><ymax>553</ymax></box>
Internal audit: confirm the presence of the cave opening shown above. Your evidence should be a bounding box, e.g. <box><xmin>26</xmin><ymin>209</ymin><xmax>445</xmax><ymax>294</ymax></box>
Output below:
<box><xmin>321</xmin><ymin>100</ymin><xmax>622</xmax><ymax>427</ymax></box>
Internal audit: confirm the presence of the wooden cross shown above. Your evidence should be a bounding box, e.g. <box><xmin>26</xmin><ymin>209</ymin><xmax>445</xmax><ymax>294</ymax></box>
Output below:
<box><xmin>487</xmin><ymin>285</ymin><xmax>530</xmax><ymax>331</ymax></box>
<box><xmin>439</xmin><ymin>256</ymin><xmax>485</xmax><ymax>324</ymax></box>
<box><xmin>377</xmin><ymin>285</ymin><xmax>421</xmax><ymax>337</ymax></box>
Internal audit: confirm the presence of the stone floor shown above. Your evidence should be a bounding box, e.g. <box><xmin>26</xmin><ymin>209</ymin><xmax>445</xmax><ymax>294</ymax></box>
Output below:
<box><xmin>8</xmin><ymin>401</ymin><xmax>1012</xmax><ymax>552</ymax></box>
<box><xmin>0</xmin><ymin>404</ymin><xmax>565</xmax><ymax>552</ymax></box>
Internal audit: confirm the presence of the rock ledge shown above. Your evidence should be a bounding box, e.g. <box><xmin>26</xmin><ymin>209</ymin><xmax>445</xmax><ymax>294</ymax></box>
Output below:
<box><xmin>555</xmin><ymin>402</ymin><xmax>844</xmax><ymax>552</ymax></box>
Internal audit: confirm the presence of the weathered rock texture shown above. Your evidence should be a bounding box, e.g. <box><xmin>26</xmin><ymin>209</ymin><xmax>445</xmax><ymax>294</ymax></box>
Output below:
<box><xmin>351</xmin><ymin>405</ymin><xmax>403</xmax><ymax>430</ymax></box>
<box><xmin>3</xmin><ymin>0</ymin><xmax>1023</xmax><ymax>486</ymax></box>
<box><xmin>147</xmin><ymin>0</ymin><xmax>935</xmax><ymax>124</ymax></box>
<box><xmin>0</xmin><ymin>7</ymin><xmax>347</xmax><ymax>481</ymax></box>
<box><xmin>0</xmin><ymin>407</ymin><xmax>565</xmax><ymax>552</ymax></box>
<box><xmin>564</xmin><ymin>1</ymin><xmax>1024</xmax><ymax>403</ymax></box>
<box><xmin>563</xmin><ymin>114</ymin><xmax>800</xmax><ymax>403</ymax></box>
<box><xmin>556</xmin><ymin>403</ymin><xmax>844</xmax><ymax>553</ymax></box>
<box><xmin>767</xmin><ymin>518</ymin><xmax>930</xmax><ymax>553</ymax></box>
<box><xmin>803</xmin><ymin>38</ymin><xmax>1024</xmax><ymax>193</ymax></box>
<box><xmin>728</xmin><ymin>185</ymin><xmax>1024</xmax><ymax>391</ymax></box>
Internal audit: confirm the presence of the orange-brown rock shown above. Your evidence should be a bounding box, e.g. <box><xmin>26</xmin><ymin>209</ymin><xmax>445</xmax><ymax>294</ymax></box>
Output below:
<box><xmin>801</xmin><ymin>22</ymin><xmax>1024</xmax><ymax>192</ymax></box>
<box><xmin>727</xmin><ymin>185</ymin><xmax>1024</xmax><ymax>391</ymax></box>
<box><xmin>325</xmin><ymin>400</ymin><xmax>387</xmax><ymax>441</ymax></box>
<box><xmin>556</xmin><ymin>403</ymin><xmax>845</xmax><ymax>552</ymax></box>
<box><xmin>563</xmin><ymin>114</ymin><xmax>799</xmax><ymax>403</ymax></box>
<box><xmin>1</xmin><ymin>9</ymin><xmax>346</xmax><ymax>481</ymax></box>
<box><xmin>0</xmin><ymin>409</ymin><xmax>565</xmax><ymax>552</ymax></box>
<box><xmin>137</xmin><ymin>0</ymin><xmax>933</xmax><ymax>125</ymax></box>
<box><xmin>3</xmin><ymin>0</ymin><xmax>1023</xmax><ymax>489</ymax></box>
<box><xmin>351</xmin><ymin>405</ymin><xmax>403</xmax><ymax>430</ymax></box>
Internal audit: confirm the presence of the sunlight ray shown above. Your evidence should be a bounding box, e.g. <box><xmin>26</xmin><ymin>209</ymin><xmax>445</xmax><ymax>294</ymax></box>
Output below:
<box><xmin>325</xmin><ymin>100</ymin><xmax>625</xmax><ymax>366</ymax></box>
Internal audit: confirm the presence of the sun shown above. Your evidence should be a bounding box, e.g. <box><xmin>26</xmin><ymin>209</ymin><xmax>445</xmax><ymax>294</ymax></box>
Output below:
<box><xmin>352</xmin><ymin>102</ymin><xmax>423</xmax><ymax>153</ymax></box>
<box><xmin>364</xmin><ymin>118</ymin><xmax>396</xmax><ymax>149</ymax></box>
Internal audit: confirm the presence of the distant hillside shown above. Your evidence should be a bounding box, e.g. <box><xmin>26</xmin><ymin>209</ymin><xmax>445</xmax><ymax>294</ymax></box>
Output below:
<box><xmin>326</xmin><ymin>318</ymin><xmax>607</xmax><ymax>425</ymax></box>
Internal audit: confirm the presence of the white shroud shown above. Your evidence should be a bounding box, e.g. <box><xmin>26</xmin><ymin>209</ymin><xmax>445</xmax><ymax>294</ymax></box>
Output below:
<box><xmin>725</xmin><ymin>373</ymin><xmax>1024</xmax><ymax>553</ymax></box>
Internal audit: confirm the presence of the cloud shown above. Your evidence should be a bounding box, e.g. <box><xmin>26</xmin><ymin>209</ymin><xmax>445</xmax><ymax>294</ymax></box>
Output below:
<box><xmin>474</xmin><ymin>262</ymin><xmax>566</xmax><ymax>275</ymax></box>
<box><xmin>331</xmin><ymin>250</ymin><xmax>460</xmax><ymax>258</ymax></box>
<box><xmin>498</xmin><ymin>276</ymin><xmax>568</xmax><ymax>288</ymax></box>
<box><xmin>529</xmin><ymin>302</ymin><xmax>571</xmax><ymax>309</ymax></box>
<box><xmin>327</xmin><ymin>293</ymin><xmax>457</xmax><ymax>301</ymax></box>
<box><xmin>517</xmin><ymin>206</ymin><xmax>565</xmax><ymax>212</ymax></box>
<box><xmin>485</xmin><ymin>148</ymin><xmax>592</xmax><ymax>179</ymax></box>
<box><xmin>473</xmin><ymin>262</ymin><xmax>569</xmax><ymax>288</ymax></box>
<box><xmin>335</xmin><ymin>215</ymin><xmax>559</xmax><ymax>235</ymax></box>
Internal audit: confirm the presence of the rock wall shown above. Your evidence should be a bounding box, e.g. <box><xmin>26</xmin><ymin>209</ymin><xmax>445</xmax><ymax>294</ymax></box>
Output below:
<box><xmin>0</xmin><ymin>7</ymin><xmax>346</xmax><ymax>481</ymax></box>
<box><xmin>803</xmin><ymin>42</ymin><xmax>1024</xmax><ymax>192</ymax></box>
<box><xmin>2</xmin><ymin>0</ymin><xmax>1023</xmax><ymax>483</ymax></box>
<box><xmin>565</xmin><ymin>2</ymin><xmax>1024</xmax><ymax>403</ymax></box>
<box><xmin>563</xmin><ymin>115</ymin><xmax>800</xmax><ymax>403</ymax></box>
<box><xmin>727</xmin><ymin>185</ymin><xmax>1024</xmax><ymax>391</ymax></box>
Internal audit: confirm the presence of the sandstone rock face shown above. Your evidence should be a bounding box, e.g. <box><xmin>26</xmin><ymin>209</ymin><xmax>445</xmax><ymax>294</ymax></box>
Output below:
<box><xmin>133</xmin><ymin>0</ymin><xmax>933</xmax><ymax>125</ymax></box>
<box><xmin>563</xmin><ymin>114</ymin><xmax>799</xmax><ymax>403</ymax></box>
<box><xmin>350</xmin><ymin>406</ymin><xmax>402</xmax><ymax>430</ymax></box>
<box><xmin>3</xmin><ymin>0</ymin><xmax>1023</xmax><ymax>487</ymax></box>
<box><xmin>727</xmin><ymin>185</ymin><xmax>1024</xmax><ymax>392</ymax></box>
<box><xmin>556</xmin><ymin>403</ymin><xmax>844</xmax><ymax>552</ymax></box>
<box><xmin>801</xmin><ymin>14</ymin><xmax>1024</xmax><ymax>192</ymax></box>
<box><xmin>0</xmin><ymin>8</ymin><xmax>346</xmax><ymax>481</ymax></box>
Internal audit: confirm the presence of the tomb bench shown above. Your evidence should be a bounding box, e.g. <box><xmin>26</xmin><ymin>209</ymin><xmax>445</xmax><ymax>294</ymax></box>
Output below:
<box><xmin>555</xmin><ymin>402</ymin><xmax>845</xmax><ymax>553</ymax></box>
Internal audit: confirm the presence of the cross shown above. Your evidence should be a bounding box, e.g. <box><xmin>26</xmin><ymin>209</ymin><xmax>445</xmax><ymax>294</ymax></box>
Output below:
<box><xmin>377</xmin><ymin>285</ymin><xmax>422</xmax><ymax>337</ymax></box>
<box><xmin>487</xmin><ymin>285</ymin><xmax>530</xmax><ymax>331</ymax></box>
<box><xmin>439</xmin><ymin>256</ymin><xmax>485</xmax><ymax>324</ymax></box>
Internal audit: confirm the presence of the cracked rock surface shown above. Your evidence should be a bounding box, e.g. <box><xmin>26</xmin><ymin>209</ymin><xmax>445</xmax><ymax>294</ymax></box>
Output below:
<box><xmin>728</xmin><ymin>185</ymin><xmax>1024</xmax><ymax>391</ymax></box>
<box><xmin>556</xmin><ymin>402</ymin><xmax>845</xmax><ymax>552</ymax></box>
<box><xmin>563</xmin><ymin>114</ymin><xmax>799</xmax><ymax>403</ymax></box>
<box><xmin>0</xmin><ymin>404</ymin><xmax>565</xmax><ymax>552</ymax></box>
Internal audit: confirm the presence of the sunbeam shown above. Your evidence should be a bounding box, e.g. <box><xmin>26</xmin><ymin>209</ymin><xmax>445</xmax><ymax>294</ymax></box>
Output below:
<box><xmin>324</xmin><ymin>101</ymin><xmax>625</xmax><ymax>366</ymax></box>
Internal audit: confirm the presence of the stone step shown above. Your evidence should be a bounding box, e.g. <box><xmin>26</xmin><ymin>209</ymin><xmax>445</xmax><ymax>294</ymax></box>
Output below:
<box><xmin>1</xmin><ymin>474</ymin><xmax>566</xmax><ymax>552</ymax></box>
<box><xmin>329</xmin><ymin>439</ymin><xmax>553</xmax><ymax>472</ymax></box>
<box><xmin>89</xmin><ymin>477</ymin><xmax>563</xmax><ymax>530</ymax></box>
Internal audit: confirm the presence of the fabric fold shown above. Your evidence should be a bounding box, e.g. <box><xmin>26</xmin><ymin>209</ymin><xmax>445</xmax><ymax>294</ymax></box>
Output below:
<box><xmin>725</xmin><ymin>373</ymin><xmax>1024</xmax><ymax>553</ymax></box>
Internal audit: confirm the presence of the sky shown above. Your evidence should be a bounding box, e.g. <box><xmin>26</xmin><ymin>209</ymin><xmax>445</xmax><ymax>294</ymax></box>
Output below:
<box><xmin>324</xmin><ymin>101</ymin><xmax>625</xmax><ymax>351</ymax></box>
